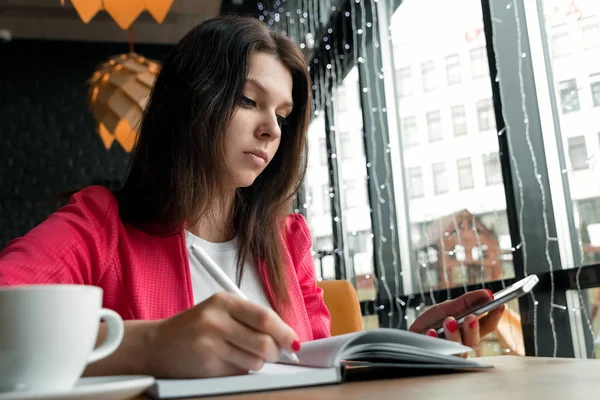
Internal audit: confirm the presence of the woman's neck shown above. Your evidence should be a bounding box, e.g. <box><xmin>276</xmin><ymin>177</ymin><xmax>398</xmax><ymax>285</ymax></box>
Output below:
<box><xmin>187</xmin><ymin>193</ymin><xmax>236</xmax><ymax>243</ymax></box>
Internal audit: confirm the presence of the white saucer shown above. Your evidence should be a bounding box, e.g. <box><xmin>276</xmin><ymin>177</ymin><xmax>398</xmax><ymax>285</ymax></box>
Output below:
<box><xmin>0</xmin><ymin>376</ymin><xmax>155</xmax><ymax>400</ymax></box>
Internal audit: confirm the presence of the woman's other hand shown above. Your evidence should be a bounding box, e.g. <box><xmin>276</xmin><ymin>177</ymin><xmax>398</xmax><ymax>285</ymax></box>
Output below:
<box><xmin>408</xmin><ymin>289</ymin><xmax>504</xmax><ymax>354</ymax></box>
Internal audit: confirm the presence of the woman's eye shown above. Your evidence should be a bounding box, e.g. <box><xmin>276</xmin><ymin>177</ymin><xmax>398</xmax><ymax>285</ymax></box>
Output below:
<box><xmin>240</xmin><ymin>96</ymin><xmax>256</xmax><ymax>108</ymax></box>
<box><xmin>276</xmin><ymin>115</ymin><xmax>287</xmax><ymax>127</ymax></box>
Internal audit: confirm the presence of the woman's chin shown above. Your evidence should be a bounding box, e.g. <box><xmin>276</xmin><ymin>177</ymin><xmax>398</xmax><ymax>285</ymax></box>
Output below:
<box><xmin>233</xmin><ymin>174</ymin><xmax>259</xmax><ymax>189</ymax></box>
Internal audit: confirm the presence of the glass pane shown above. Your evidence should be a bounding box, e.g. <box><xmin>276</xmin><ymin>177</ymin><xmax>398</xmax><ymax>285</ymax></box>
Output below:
<box><xmin>304</xmin><ymin>115</ymin><xmax>336</xmax><ymax>280</ymax></box>
<box><xmin>333</xmin><ymin>67</ymin><xmax>378</xmax><ymax>327</ymax></box>
<box><xmin>572</xmin><ymin>287</ymin><xmax>600</xmax><ymax>357</ymax></box>
<box><xmin>541</xmin><ymin>0</ymin><xmax>600</xmax><ymax>266</ymax></box>
<box><xmin>479</xmin><ymin>298</ymin><xmax>525</xmax><ymax>356</ymax></box>
<box><xmin>388</xmin><ymin>0</ymin><xmax>515</xmax><ymax>296</ymax></box>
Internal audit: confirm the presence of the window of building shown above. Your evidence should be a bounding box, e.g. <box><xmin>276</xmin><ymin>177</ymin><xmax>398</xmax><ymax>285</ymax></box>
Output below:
<box><xmin>581</xmin><ymin>19</ymin><xmax>600</xmax><ymax>50</ymax></box>
<box><xmin>590</xmin><ymin>75</ymin><xmax>600</xmax><ymax>107</ymax></box>
<box><xmin>427</xmin><ymin>246</ymin><xmax>438</xmax><ymax>263</ymax></box>
<box><xmin>339</xmin><ymin>131</ymin><xmax>353</xmax><ymax>158</ymax></box>
<box><xmin>402</xmin><ymin>116</ymin><xmax>419</xmax><ymax>147</ymax></box>
<box><xmin>483</xmin><ymin>153</ymin><xmax>502</xmax><ymax>185</ymax></box>
<box><xmin>550</xmin><ymin>26</ymin><xmax>571</xmax><ymax>58</ymax></box>
<box><xmin>321</xmin><ymin>184</ymin><xmax>331</xmax><ymax>213</ymax></box>
<box><xmin>476</xmin><ymin>99</ymin><xmax>494</xmax><ymax>131</ymax></box>
<box><xmin>445</xmin><ymin>54</ymin><xmax>462</xmax><ymax>86</ymax></box>
<box><xmin>469</xmin><ymin>47</ymin><xmax>488</xmax><ymax>80</ymax></box>
<box><xmin>408</xmin><ymin>167</ymin><xmax>424</xmax><ymax>198</ymax></box>
<box><xmin>396</xmin><ymin>67</ymin><xmax>413</xmax><ymax>98</ymax></box>
<box><xmin>432</xmin><ymin>162</ymin><xmax>449</xmax><ymax>194</ymax></box>
<box><xmin>451</xmin><ymin>105</ymin><xmax>467</xmax><ymax>136</ymax></box>
<box><xmin>471</xmin><ymin>244</ymin><xmax>489</xmax><ymax>261</ymax></box>
<box><xmin>424</xmin><ymin>268</ymin><xmax>440</xmax><ymax>288</ymax></box>
<box><xmin>558</xmin><ymin>79</ymin><xmax>581</xmax><ymax>113</ymax></box>
<box><xmin>426</xmin><ymin>111</ymin><xmax>443</xmax><ymax>142</ymax></box>
<box><xmin>319</xmin><ymin>138</ymin><xmax>328</xmax><ymax>165</ymax></box>
<box><xmin>343</xmin><ymin>180</ymin><xmax>361</xmax><ymax>208</ymax></box>
<box><xmin>568</xmin><ymin>136</ymin><xmax>589</xmax><ymax>170</ymax></box>
<box><xmin>457</xmin><ymin>157</ymin><xmax>474</xmax><ymax>190</ymax></box>
<box><xmin>421</xmin><ymin>61</ymin><xmax>437</xmax><ymax>92</ymax></box>
<box><xmin>335</xmin><ymin>86</ymin><xmax>348</xmax><ymax>113</ymax></box>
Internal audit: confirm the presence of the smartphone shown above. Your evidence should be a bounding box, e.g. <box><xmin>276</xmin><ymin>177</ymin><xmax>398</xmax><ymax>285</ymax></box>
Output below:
<box><xmin>434</xmin><ymin>274</ymin><xmax>539</xmax><ymax>336</ymax></box>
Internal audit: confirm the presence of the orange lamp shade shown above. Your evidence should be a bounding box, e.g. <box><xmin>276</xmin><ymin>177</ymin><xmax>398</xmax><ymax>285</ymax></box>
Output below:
<box><xmin>69</xmin><ymin>0</ymin><xmax>175</xmax><ymax>29</ymax></box>
<box><xmin>87</xmin><ymin>53</ymin><xmax>161</xmax><ymax>152</ymax></box>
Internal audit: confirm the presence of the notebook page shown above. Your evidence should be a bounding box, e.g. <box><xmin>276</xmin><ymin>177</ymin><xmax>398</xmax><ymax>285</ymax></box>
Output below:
<box><xmin>344</xmin><ymin>328</ymin><xmax>471</xmax><ymax>358</ymax></box>
<box><xmin>294</xmin><ymin>329</ymin><xmax>471</xmax><ymax>368</ymax></box>
<box><xmin>294</xmin><ymin>331</ymin><xmax>362</xmax><ymax>367</ymax></box>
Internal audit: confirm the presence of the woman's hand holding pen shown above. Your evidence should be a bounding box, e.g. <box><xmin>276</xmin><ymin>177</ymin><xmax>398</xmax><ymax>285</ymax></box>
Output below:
<box><xmin>145</xmin><ymin>292</ymin><xmax>301</xmax><ymax>378</ymax></box>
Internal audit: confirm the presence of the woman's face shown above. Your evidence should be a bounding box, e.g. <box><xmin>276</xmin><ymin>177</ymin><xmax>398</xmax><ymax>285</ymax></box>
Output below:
<box><xmin>223</xmin><ymin>52</ymin><xmax>294</xmax><ymax>189</ymax></box>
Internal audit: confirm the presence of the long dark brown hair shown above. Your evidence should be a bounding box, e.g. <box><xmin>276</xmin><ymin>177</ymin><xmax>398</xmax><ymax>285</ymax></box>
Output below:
<box><xmin>117</xmin><ymin>16</ymin><xmax>311</xmax><ymax>305</ymax></box>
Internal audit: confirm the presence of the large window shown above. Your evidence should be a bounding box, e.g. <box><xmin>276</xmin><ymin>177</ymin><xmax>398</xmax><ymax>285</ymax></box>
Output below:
<box><xmin>282</xmin><ymin>0</ymin><xmax>600</xmax><ymax>360</ymax></box>
<box><xmin>387</xmin><ymin>0</ymin><xmax>515</xmax><ymax>357</ymax></box>
<box><xmin>542</xmin><ymin>0</ymin><xmax>600</xmax><ymax>282</ymax></box>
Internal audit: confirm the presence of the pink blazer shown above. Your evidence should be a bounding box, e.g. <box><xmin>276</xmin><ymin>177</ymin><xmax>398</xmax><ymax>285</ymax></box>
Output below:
<box><xmin>0</xmin><ymin>186</ymin><xmax>331</xmax><ymax>342</ymax></box>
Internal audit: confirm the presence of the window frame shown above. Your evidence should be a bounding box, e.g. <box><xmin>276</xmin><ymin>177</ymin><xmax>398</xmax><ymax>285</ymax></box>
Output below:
<box><xmin>295</xmin><ymin>0</ymin><xmax>600</xmax><ymax>359</ymax></box>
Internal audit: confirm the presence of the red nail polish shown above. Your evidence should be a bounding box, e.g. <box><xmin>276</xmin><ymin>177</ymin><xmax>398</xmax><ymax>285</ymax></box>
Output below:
<box><xmin>426</xmin><ymin>330</ymin><xmax>437</xmax><ymax>338</ymax></box>
<box><xmin>446</xmin><ymin>319</ymin><xmax>458</xmax><ymax>333</ymax></box>
<box><xmin>468</xmin><ymin>319</ymin><xmax>478</xmax><ymax>329</ymax></box>
<box><xmin>486</xmin><ymin>289</ymin><xmax>494</xmax><ymax>299</ymax></box>
<box><xmin>292</xmin><ymin>340</ymin><xmax>301</xmax><ymax>352</ymax></box>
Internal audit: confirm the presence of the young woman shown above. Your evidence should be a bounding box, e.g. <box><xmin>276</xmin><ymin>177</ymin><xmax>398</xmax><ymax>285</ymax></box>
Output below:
<box><xmin>0</xmin><ymin>16</ymin><xmax>503</xmax><ymax>379</ymax></box>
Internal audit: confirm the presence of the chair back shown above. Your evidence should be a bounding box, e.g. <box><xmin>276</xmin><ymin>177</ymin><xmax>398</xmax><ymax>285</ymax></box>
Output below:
<box><xmin>316</xmin><ymin>279</ymin><xmax>364</xmax><ymax>336</ymax></box>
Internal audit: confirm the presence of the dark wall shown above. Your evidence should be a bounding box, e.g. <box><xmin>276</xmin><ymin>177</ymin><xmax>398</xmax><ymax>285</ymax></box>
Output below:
<box><xmin>0</xmin><ymin>39</ymin><xmax>172</xmax><ymax>248</ymax></box>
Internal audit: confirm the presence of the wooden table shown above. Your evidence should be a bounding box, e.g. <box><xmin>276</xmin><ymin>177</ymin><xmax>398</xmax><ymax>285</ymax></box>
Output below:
<box><xmin>138</xmin><ymin>356</ymin><xmax>600</xmax><ymax>399</ymax></box>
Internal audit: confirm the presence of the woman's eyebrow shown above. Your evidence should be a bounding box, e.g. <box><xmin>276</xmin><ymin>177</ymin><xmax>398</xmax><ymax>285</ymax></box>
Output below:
<box><xmin>246</xmin><ymin>78</ymin><xmax>294</xmax><ymax>109</ymax></box>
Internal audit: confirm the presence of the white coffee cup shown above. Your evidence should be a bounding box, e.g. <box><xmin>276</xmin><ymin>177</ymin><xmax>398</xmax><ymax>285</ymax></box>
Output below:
<box><xmin>0</xmin><ymin>284</ymin><xmax>124</xmax><ymax>393</ymax></box>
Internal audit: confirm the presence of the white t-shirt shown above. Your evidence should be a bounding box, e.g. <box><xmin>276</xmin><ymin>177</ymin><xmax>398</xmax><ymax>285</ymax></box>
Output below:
<box><xmin>185</xmin><ymin>230</ymin><xmax>272</xmax><ymax>309</ymax></box>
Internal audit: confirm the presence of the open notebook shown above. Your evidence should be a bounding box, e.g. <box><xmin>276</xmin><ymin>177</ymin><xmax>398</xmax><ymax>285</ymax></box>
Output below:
<box><xmin>146</xmin><ymin>328</ymin><xmax>492</xmax><ymax>399</ymax></box>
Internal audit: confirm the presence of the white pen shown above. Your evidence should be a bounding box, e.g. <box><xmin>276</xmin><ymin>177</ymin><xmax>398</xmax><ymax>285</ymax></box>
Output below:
<box><xmin>190</xmin><ymin>243</ymin><xmax>300</xmax><ymax>364</ymax></box>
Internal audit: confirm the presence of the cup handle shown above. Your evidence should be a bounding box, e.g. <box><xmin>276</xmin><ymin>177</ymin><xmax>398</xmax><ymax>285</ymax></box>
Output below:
<box><xmin>87</xmin><ymin>308</ymin><xmax>125</xmax><ymax>364</ymax></box>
